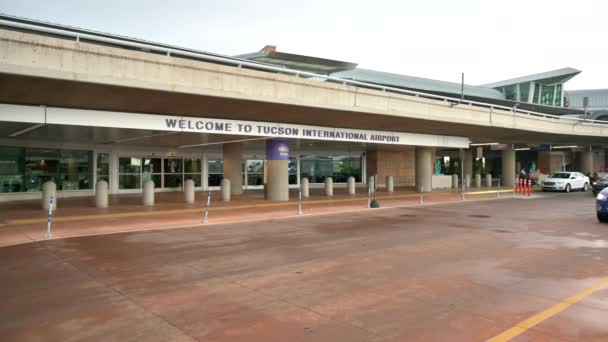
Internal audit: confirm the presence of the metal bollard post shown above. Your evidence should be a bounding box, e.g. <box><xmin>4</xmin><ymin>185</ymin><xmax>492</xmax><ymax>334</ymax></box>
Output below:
<box><xmin>45</xmin><ymin>194</ymin><xmax>54</xmax><ymax>239</ymax></box>
<box><xmin>203</xmin><ymin>191</ymin><xmax>212</xmax><ymax>224</ymax></box>
<box><xmin>420</xmin><ymin>186</ymin><xmax>424</xmax><ymax>205</ymax></box>
<box><xmin>298</xmin><ymin>186</ymin><xmax>303</xmax><ymax>215</ymax></box>
<box><xmin>367</xmin><ymin>185</ymin><xmax>371</xmax><ymax>208</ymax></box>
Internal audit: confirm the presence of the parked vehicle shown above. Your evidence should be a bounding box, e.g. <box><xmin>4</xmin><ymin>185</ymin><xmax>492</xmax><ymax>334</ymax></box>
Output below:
<box><xmin>592</xmin><ymin>174</ymin><xmax>608</xmax><ymax>196</ymax></box>
<box><xmin>596</xmin><ymin>188</ymin><xmax>608</xmax><ymax>223</ymax></box>
<box><xmin>540</xmin><ymin>172</ymin><xmax>590</xmax><ymax>193</ymax></box>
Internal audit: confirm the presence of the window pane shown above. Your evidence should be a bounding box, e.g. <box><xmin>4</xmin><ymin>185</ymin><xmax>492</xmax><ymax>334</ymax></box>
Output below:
<box><xmin>247</xmin><ymin>174</ymin><xmax>264</xmax><ymax>186</ymax></box>
<box><xmin>0</xmin><ymin>146</ymin><xmax>25</xmax><ymax>193</ymax></box>
<box><xmin>185</xmin><ymin>174</ymin><xmax>201</xmax><ymax>187</ymax></box>
<box><xmin>142</xmin><ymin>158</ymin><xmax>161</xmax><ymax>173</ymax></box>
<box><xmin>96</xmin><ymin>153</ymin><xmax>110</xmax><ymax>176</ymax></box>
<box><xmin>58</xmin><ymin>150</ymin><xmax>93</xmax><ymax>190</ymax></box>
<box><xmin>519</xmin><ymin>83</ymin><xmax>530</xmax><ymax>102</ymax></box>
<box><xmin>208</xmin><ymin>174</ymin><xmax>223</xmax><ymax>187</ymax></box>
<box><xmin>119</xmin><ymin>157</ymin><xmax>141</xmax><ymax>173</ymax></box>
<box><xmin>208</xmin><ymin>160</ymin><xmax>223</xmax><ymax>174</ymax></box>
<box><xmin>208</xmin><ymin>160</ymin><xmax>223</xmax><ymax>186</ymax></box>
<box><xmin>143</xmin><ymin>173</ymin><xmax>161</xmax><ymax>187</ymax></box>
<box><xmin>24</xmin><ymin>148</ymin><xmax>60</xmax><ymax>192</ymax></box>
<box><xmin>288</xmin><ymin>158</ymin><xmax>297</xmax><ymax>185</ymax></box>
<box><xmin>164</xmin><ymin>158</ymin><xmax>182</xmax><ymax>173</ymax></box>
<box><xmin>119</xmin><ymin>174</ymin><xmax>141</xmax><ymax>189</ymax></box>
<box><xmin>184</xmin><ymin>158</ymin><xmax>201</xmax><ymax>173</ymax></box>
<box><xmin>247</xmin><ymin>160</ymin><xmax>264</xmax><ymax>173</ymax></box>
<box><xmin>164</xmin><ymin>174</ymin><xmax>183</xmax><ymax>188</ymax></box>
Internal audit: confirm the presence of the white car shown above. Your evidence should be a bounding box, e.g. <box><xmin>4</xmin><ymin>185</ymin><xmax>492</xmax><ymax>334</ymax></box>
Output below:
<box><xmin>541</xmin><ymin>172</ymin><xmax>590</xmax><ymax>192</ymax></box>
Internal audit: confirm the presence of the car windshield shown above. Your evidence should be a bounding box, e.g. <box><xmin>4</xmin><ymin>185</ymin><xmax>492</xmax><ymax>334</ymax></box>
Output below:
<box><xmin>550</xmin><ymin>173</ymin><xmax>571</xmax><ymax>179</ymax></box>
<box><xmin>600</xmin><ymin>175</ymin><xmax>608</xmax><ymax>181</ymax></box>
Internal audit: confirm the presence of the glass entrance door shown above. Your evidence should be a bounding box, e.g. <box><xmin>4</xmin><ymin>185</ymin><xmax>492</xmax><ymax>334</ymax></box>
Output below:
<box><xmin>118</xmin><ymin>156</ymin><xmax>201</xmax><ymax>193</ymax></box>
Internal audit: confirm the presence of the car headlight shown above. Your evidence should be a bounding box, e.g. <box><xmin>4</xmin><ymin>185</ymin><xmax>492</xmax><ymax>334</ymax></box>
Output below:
<box><xmin>593</xmin><ymin>182</ymin><xmax>598</xmax><ymax>185</ymax></box>
<box><xmin>598</xmin><ymin>193</ymin><xmax>607</xmax><ymax>201</ymax></box>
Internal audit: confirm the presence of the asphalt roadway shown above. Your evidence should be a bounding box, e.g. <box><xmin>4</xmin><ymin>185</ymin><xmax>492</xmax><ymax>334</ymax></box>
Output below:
<box><xmin>1</xmin><ymin>191</ymin><xmax>607</xmax><ymax>341</ymax></box>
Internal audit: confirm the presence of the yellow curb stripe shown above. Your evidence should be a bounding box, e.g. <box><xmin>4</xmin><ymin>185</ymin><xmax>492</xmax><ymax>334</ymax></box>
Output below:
<box><xmin>487</xmin><ymin>277</ymin><xmax>608</xmax><ymax>342</ymax></box>
<box><xmin>6</xmin><ymin>190</ymin><xmax>513</xmax><ymax>225</ymax></box>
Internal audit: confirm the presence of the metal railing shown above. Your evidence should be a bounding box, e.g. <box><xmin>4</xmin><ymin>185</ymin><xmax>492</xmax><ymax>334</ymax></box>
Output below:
<box><xmin>0</xmin><ymin>13</ymin><xmax>605</xmax><ymax>126</ymax></box>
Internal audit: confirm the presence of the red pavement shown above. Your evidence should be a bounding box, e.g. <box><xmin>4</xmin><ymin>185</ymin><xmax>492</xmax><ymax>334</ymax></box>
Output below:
<box><xmin>0</xmin><ymin>188</ymin><xmax>505</xmax><ymax>246</ymax></box>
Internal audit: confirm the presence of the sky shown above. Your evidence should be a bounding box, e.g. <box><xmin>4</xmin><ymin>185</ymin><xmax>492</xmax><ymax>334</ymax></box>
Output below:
<box><xmin>1</xmin><ymin>0</ymin><xmax>606</xmax><ymax>90</ymax></box>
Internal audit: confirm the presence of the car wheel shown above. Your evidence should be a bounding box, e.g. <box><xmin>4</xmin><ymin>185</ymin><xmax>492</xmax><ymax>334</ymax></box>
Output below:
<box><xmin>565</xmin><ymin>184</ymin><xmax>571</xmax><ymax>193</ymax></box>
<box><xmin>598</xmin><ymin>213</ymin><xmax>608</xmax><ymax>223</ymax></box>
<box><xmin>583</xmin><ymin>183</ymin><xmax>589</xmax><ymax>192</ymax></box>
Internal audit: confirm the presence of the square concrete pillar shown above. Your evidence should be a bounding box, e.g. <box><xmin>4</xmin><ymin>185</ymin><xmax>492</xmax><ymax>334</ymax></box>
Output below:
<box><xmin>265</xmin><ymin>140</ymin><xmax>289</xmax><ymax>201</ymax></box>
<box><xmin>415</xmin><ymin>147</ymin><xmax>434</xmax><ymax>192</ymax></box>
<box><xmin>223</xmin><ymin>142</ymin><xmax>243</xmax><ymax>195</ymax></box>
<box><xmin>502</xmin><ymin>149</ymin><xmax>516</xmax><ymax>188</ymax></box>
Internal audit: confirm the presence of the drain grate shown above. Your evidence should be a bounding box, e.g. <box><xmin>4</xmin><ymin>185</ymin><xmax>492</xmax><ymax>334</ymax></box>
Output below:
<box><xmin>493</xmin><ymin>229</ymin><xmax>512</xmax><ymax>233</ymax></box>
<box><xmin>469</xmin><ymin>214</ymin><xmax>492</xmax><ymax>218</ymax></box>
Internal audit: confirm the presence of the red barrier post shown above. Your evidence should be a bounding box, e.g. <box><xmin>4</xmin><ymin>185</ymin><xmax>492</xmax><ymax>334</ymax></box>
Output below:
<box><xmin>527</xmin><ymin>179</ymin><xmax>532</xmax><ymax>197</ymax></box>
<box><xmin>515</xmin><ymin>178</ymin><xmax>519</xmax><ymax>193</ymax></box>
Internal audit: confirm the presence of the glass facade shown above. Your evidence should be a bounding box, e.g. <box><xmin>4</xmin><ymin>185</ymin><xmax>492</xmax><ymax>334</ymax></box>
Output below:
<box><xmin>0</xmin><ymin>146</ymin><xmax>93</xmax><ymax>193</ymax></box>
<box><xmin>208</xmin><ymin>160</ymin><xmax>223</xmax><ymax>187</ymax></box>
<box><xmin>300</xmin><ymin>155</ymin><xmax>362</xmax><ymax>183</ymax></box>
<box><xmin>96</xmin><ymin>153</ymin><xmax>110</xmax><ymax>185</ymax></box>
<box><xmin>118</xmin><ymin>156</ymin><xmax>201</xmax><ymax>190</ymax></box>
<box><xmin>246</xmin><ymin>160</ymin><xmax>264</xmax><ymax>186</ymax></box>
<box><xmin>519</xmin><ymin>83</ymin><xmax>530</xmax><ymax>102</ymax></box>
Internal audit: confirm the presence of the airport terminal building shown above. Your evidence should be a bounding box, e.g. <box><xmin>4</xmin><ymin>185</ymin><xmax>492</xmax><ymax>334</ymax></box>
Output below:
<box><xmin>0</xmin><ymin>15</ymin><xmax>606</xmax><ymax>203</ymax></box>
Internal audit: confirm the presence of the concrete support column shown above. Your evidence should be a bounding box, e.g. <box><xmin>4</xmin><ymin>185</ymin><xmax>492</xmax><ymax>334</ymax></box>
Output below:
<box><xmin>265</xmin><ymin>140</ymin><xmax>289</xmax><ymax>201</ymax></box>
<box><xmin>464</xmin><ymin>149</ymin><xmax>473</xmax><ymax>188</ymax></box>
<box><xmin>143</xmin><ymin>180</ymin><xmax>155</xmax><ymax>206</ymax></box>
<box><xmin>386</xmin><ymin>176</ymin><xmax>394</xmax><ymax>193</ymax></box>
<box><xmin>475</xmin><ymin>174</ymin><xmax>481</xmax><ymax>188</ymax></box>
<box><xmin>502</xmin><ymin>149</ymin><xmax>516</xmax><ymax>188</ymax></box>
<box><xmin>301</xmin><ymin>177</ymin><xmax>309</xmax><ymax>198</ymax></box>
<box><xmin>325</xmin><ymin>177</ymin><xmax>333</xmax><ymax>197</ymax></box>
<box><xmin>95</xmin><ymin>180</ymin><xmax>109</xmax><ymax>208</ymax></box>
<box><xmin>347</xmin><ymin>176</ymin><xmax>356</xmax><ymax>195</ymax></box>
<box><xmin>578</xmin><ymin>151</ymin><xmax>594</xmax><ymax>175</ymax></box>
<box><xmin>415</xmin><ymin>147</ymin><xmax>433</xmax><ymax>193</ymax></box>
<box><xmin>463</xmin><ymin>148</ymin><xmax>473</xmax><ymax>189</ymax></box>
<box><xmin>223</xmin><ymin>143</ymin><xmax>242</xmax><ymax>195</ymax></box>
<box><xmin>42</xmin><ymin>180</ymin><xmax>57</xmax><ymax>211</ymax></box>
<box><xmin>184</xmin><ymin>179</ymin><xmax>195</xmax><ymax>203</ymax></box>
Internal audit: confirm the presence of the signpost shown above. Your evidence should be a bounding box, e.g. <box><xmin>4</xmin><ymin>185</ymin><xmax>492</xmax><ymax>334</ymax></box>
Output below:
<box><xmin>44</xmin><ymin>194</ymin><xmax>54</xmax><ymax>239</ymax></box>
<box><xmin>203</xmin><ymin>191</ymin><xmax>211</xmax><ymax>224</ymax></box>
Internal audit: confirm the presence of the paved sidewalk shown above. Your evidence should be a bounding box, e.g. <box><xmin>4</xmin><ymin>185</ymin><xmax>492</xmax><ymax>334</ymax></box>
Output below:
<box><xmin>0</xmin><ymin>187</ymin><xmax>515</xmax><ymax>246</ymax></box>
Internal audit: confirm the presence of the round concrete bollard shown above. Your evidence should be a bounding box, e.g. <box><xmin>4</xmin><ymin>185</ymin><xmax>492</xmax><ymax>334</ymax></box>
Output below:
<box><xmin>386</xmin><ymin>176</ymin><xmax>394</xmax><ymax>193</ymax></box>
<box><xmin>42</xmin><ymin>180</ymin><xmax>57</xmax><ymax>211</ymax></box>
<box><xmin>301</xmin><ymin>177</ymin><xmax>309</xmax><ymax>198</ymax></box>
<box><xmin>184</xmin><ymin>179</ymin><xmax>195</xmax><ymax>204</ymax></box>
<box><xmin>475</xmin><ymin>174</ymin><xmax>482</xmax><ymax>188</ymax></box>
<box><xmin>347</xmin><ymin>176</ymin><xmax>356</xmax><ymax>196</ymax></box>
<box><xmin>143</xmin><ymin>180</ymin><xmax>155</xmax><ymax>206</ymax></box>
<box><xmin>452</xmin><ymin>174</ymin><xmax>459</xmax><ymax>189</ymax></box>
<box><xmin>220</xmin><ymin>178</ymin><xmax>231</xmax><ymax>202</ymax></box>
<box><xmin>368</xmin><ymin>176</ymin><xmax>375</xmax><ymax>193</ymax></box>
<box><xmin>324</xmin><ymin>177</ymin><xmax>333</xmax><ymax>197</ymax></box>
<box><xmin>486</xmin><ymin>174</ymin><xmax>492</xmax><ymax>188</ymax></box>
<box><xmin>95</xmin><ymin>180</ymin><xmax>109</xmax><ymax>208</ymax></box>
<box><xmin>465</xmin><ymin>174</ymin><xmax>471</xmax><ymax>188</ymax></box>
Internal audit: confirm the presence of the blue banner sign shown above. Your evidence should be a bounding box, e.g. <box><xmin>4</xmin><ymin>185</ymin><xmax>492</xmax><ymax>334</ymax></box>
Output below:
<box><xmin>266</xmin><ymin>140</ymin><xmax>290</xmax><ymax>160</ymax></box>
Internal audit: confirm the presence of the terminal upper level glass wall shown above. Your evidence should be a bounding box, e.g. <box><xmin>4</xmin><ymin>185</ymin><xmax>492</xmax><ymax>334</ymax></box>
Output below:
<box><xmin>497</xmin><ymin>81</ymin><xmax>564</xmax><ymax>107</ymax></box>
